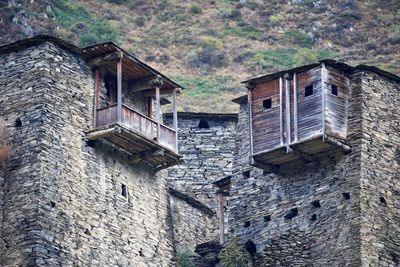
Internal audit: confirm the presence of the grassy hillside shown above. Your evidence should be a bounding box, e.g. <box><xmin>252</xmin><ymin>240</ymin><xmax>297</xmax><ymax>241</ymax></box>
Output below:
<box><xmin>1</xmin><ymin>0</ymin><xmax>399</xmax><ymax>112</ymax></box>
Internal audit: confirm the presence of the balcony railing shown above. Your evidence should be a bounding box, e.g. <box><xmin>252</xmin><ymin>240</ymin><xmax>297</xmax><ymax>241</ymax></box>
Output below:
<box><xmin>96</xmin><ymin>103</ymin><xmax>177</xmax><ymax>152</ymax></box>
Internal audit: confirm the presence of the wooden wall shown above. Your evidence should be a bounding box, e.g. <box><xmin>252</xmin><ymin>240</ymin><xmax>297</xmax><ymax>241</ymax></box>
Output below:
<box><xmin>325</xmin><ymin>67</ymin><xmax>349</xmax><ymax>139</ymax></box>
<box><xmin>250</xmin><ymin>65</ymin><xmax>349</xmax><ymax>157</ymax></box>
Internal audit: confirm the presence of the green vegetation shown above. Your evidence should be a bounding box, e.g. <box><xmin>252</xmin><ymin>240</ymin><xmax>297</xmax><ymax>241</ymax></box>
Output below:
<box><xmin>269</xmin><ymin>14</ymin><xmax>282</xmax><ymax>26</ymax></box>
<box><xmin>251</xmin><ymin>47</ymin><xmax>335</xmax><ymax>70</ymax></box>
<box><xmin>177</xmin><ymin>249</ymin><xmax>194</xmax><ymax>267</ymax></box>
<box><xmin>54</xmin><ymin>0</ymin><xmax>121</xmax><ymax>46</ymax></box>
<box><xmin>283</xmin><ymin>30</ymin><xmax>314</xmax><ymax>48</ymax></box>
<box><xmin>223</xmin><ymin>25</ymin><xmax>263</xmax><ymax>40</ymax></box>
<box><xmin>190</xmin><ymin>4</ymin><xmax>203</xmax><ymax>14</ymax></box>
<box><xmin>219</xmin><ymin>238</ymin><xmax>249</xmax><ymax>267</ymax></box>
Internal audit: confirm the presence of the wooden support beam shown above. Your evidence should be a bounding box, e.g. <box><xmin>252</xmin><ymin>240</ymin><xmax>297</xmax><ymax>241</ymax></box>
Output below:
<box><xmin>88</xmin><ymin>51</ymin><xmax>122</xmax><ymax>67</ymax></box>
<box><xmin>290</xmin><ymin>148</ymin><xmax>314</xmax><ymax>162</ymax></box>
<box><xmin>93</xmin><ymin>67</ymin><xmax>100</xmax><ymax>128</ymax></box>
<box><xmin>293</xmin><ymin>72</ymin><xmax>298</xmax><ymax>142</ymax></box>
<box><xmin>87</xmin><ymin>127</ymin><xmax>121</xmax><ymax>140</ymax></box>
<box><xmin>129</xmin><ymin>77</ymin><xmax>155</xmax><ymax>92</ymax></box>
<box><xmin>279</xmin><ymin>77</ymin><xmax>284</xmax><ymax>146</ymax></box>
<box><xmin>251</xmin><ymin>158</ymin><xmax>279</xmax><ymax>173</ymax></box>
<box><xmin>321</xmin><ymin>63</ymin><xmax>327</xmax><ymax>142</ymax></box>
<box><xmin>172</xmin><ymin>88</ymin><xmax>178</xmax><ymax>151</ymax></box>
<box><xmin>153</xmin><ymin>76</ymin><xmax>163</xmax><ymax>142</ymax></box>
<box><xmin>117</xmin><ymin>58</ymin><xmax>122</xmax><ymax>123</ymax></box>
<box><xmin>284</xmin><ymin>73</ymin><xmax>292</xmax><ymax>153</ymax></box>
<box><xmin>325</xmin><ymin>136</ymin><xmax>352</xmax><ymax>153</ymax></box>
<box><xmin>218</xmin><ymin>193</ymin><xmax>225</xmax><ymax>245</ymax></box>
<box><xmin>246</xmin><ymin>82</ymin><xmax>255</xmax><ymax>158</ymax></box>
<box><xmin>142</xmin><ymin>87</ymin><xmax>177</xmax><ymax>97</ymax></box>
<box><xmin>130</xmin><ymin>149</ymin><xmax>164</xmax><ymax>164</ymax></box>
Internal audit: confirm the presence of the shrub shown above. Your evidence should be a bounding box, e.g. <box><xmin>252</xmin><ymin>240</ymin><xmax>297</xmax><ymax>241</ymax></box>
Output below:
<box><xmin>269</xmin><ymin>14</ymin><xmax>282</xmax><ymax>26</ymax></box>
<box><xmin>190</xmin><ymin>4</ymin><xmax>203</xmax><ymax>14</ymax></box>
<box><xmin>79</xmin><ymin>33</ymin><xmax>99</xmax><ymax>46</ymax></box>
<box><xmin>177</xmin><ymin>249</ymin><xmax>194</xmax><ymax>267</ymax></box>
<box><xmin>223</xmin><ymin>25</ymin><xmax>263</xmax><ymax>40</ymax></box>
<box><xmin>188</xmin><ymin>37</ymin><xmax>227</xmax><ymax>68</ymax></box>
<box><xmin>293</xmin><ymin>48</ymin><xmax>318</xmax><ymax>66</ymax></box>
<box><xmin>283</xmin><ymin>30</ymin><xmax>314</xmax><ymax>48</ymax></box>
<box><xmin>0</xmin><ymin>119</ymin><xmax>11</xmax><ymax>166</ymax></box>
<box><xmin>219</xmin><ymin>238</ymin><xmax>249</xmax><ymax>267</ymax></box>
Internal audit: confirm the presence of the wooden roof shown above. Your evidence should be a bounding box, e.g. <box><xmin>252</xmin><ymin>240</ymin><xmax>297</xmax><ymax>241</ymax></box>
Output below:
<box><xmin>0</xmin><ymin>35</ymin><xmax>183</xmax><ymax>92</ymax></box>
<box><xmin>243</xmin><ymin>59</ymin><xmax>400</xmax><ymax>85</ymax></box>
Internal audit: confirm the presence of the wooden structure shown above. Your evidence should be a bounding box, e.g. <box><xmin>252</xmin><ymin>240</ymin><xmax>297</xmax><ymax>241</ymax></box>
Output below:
<box><xmin>244</xmin><ymin>60</ymin><xmax>351</xmax><ymax>169</ymax></box>
<box><xmin>84</xmin><ymin>43</ymin><xmax>182</xmax><ymax>170</ymax></box>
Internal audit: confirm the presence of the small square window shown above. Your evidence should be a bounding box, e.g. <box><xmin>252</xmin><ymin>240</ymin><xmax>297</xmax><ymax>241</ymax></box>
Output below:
<box><xmin>331</xmin><ymin>85</ymin><xmax>338</xmax><ymax>96</ymax></box>
<box><xmin>263</xmin><ymin>98</ymin><xmax>272</xmax><ymax>110</ymax></box>
<box><xmin>121</xmin><ymin>183</ymin><xmax>128</xmax><ymax>198</ymax></box>
<box><xmin>305</xmin><ymin>85</ymin><xmax>313</xmax><ymax>97</ymax></box>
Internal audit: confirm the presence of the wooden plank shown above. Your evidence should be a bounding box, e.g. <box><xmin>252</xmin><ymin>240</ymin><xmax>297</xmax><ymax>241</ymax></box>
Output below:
<box><xmin>321</xmin><ymin>63</ymin><xmax>327</xmax><ymax>141</ymax></box>
<box><xmin>94</xmin><ymin>67</ymin><xmax>100</xmax><ymax>128</ymax></box>
<box><xmin>279</xmin><ymin>77</ymin><xmax>283</xmax><ymax>146</ymax></box>
<box><xmin>117</xmin><ymin>58</ymin><xmax>122</xmax><ymax>123</ymax></box>
<box><xmin>285</xmin><ymin>74</ymin><xmax>291</xmax><ymax>152</ymax></box>
<box><xmin>155</xmin><ymin>85</ymin><xmax>161</xmax><ymax>141</ymax></box>
<box><xmin>293</xmin><ymin>72</ymin><xmax>298</xmax><ymax>142</ymax></box>
<box><xmin>248</xmin><ymin>88</ymin><xmax>254</xmax><ymax>156</ymax></box>
<box><xmin>88</xmin><ymin>51</ymin><xmax>122</xmax><ymax>67</ymax></box>
<box><xmin>172</xmin><ymin>88</ymin><xmax>178</xmax><ymax>150</ymax></box>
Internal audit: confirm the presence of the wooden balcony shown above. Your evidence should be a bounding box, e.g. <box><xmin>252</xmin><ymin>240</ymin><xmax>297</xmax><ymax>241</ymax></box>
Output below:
<box><xmin>87</xmin><ymin>103</ymin><xmax>181</xmax><ymax>170</ymax></box>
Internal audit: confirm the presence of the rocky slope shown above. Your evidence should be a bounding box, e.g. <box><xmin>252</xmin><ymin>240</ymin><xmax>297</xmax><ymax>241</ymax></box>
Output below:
<box><xmin>1</xmin><ymin>0</ymin><xmax>399</xmax><ymax>112</ymax></box>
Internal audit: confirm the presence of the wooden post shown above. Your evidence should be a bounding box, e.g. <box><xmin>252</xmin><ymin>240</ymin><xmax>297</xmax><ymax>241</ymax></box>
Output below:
<box><xmin>94</xmin><ymin>67</ymin><xmax>100</xmax><ymax>128</ymax></box>
<box><xmin>147</xmin><ymin>97</ymin><xmax>153</xmax><ymax>118</ymax></box>
<box><xmin>293</xmin><ymin>72</ymin><xmax>298</xmax><ymax>142</ymax></box>
<box><xmin>117</xmin><ymin>57</ymin><xmax>122</xmax><ymax>124</ymax></box>
<box><xmin>218</xmin><ymin>192</ymin><xmax>225</xmax><ymax>244</ymax></box>
<box><xmin>279</xmin><ymin>77</ymin><xmax>284</xmax><ymax>146</ymax></box>
<box><xmin>152</xmin><ymin>75</ymin><xmax>163</xmax><ymax>141</ymax></box>
<box><xmin>321</xmin><ymin>63</ymin><xmax>326</xmax><ymax>142</ymax></box>
<box><xmin>284</xmin><ymin>73</ymin><xmax>291</xmax><ymax>152</ymax></box>
<box><xmin>172</xmin><ymin>88</ymin><xmax>178</xmax><ymax>151</ymax></box>
<box><xmin>246</xmin><ymin>82</ymin><xmax>255</xmax><ymax>157</ymax></box>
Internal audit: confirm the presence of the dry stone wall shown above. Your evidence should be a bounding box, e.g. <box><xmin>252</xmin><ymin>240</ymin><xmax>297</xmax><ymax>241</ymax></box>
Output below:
<box><xmin>164</xmin><ymin>113</ymin><xmax>237</xmax><ymax>251</ymax></box>
<box><xmin>0</xmin><ymin>41</ymin><xmax>174</xmax><ymax>266</ymax></box>
<box><xmin>228</xmin><ymin>85</ymin><xmax>364</xmax><ymax>266</ymax></box>
<box><xmin>357</xmin><ymin>72</ymin><xmax>400</xmax><ymax>266</ymax></box>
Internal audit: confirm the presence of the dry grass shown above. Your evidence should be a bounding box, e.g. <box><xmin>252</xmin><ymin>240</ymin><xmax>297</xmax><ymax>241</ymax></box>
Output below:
<box><xmin>0</xmin><ymin>118</ymin><xmax>11</xmax><ymax>164</ymax></box>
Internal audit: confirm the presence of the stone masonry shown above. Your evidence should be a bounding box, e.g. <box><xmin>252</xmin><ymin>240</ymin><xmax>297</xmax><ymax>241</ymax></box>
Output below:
<box><xmin>164</xmin><ymin>112</ymin><xmax>237</xmax><ymax>251</ymax></box>
<box><xmin>0</xmin><ymin>38</ymin><xmax>174</xmax><ymax>266</ymax></box>
<box><xmin>227</xmin><ymin>69</ymin><xmax>400</xmax><ymax>266</ymax></box>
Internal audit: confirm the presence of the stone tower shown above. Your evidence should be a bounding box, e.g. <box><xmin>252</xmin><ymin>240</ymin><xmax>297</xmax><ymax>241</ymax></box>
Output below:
<box><xmin>0</xmin><ymin>36</ymin><xmax>182</xmax><ymax>266</ymax></box>
<box><xmin>228</xmin><ymin>61</ymin><xmax>400</xmax><ymax>266</ymax></box>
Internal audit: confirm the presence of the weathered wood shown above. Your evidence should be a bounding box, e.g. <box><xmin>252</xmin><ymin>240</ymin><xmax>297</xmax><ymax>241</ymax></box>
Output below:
<box><xmin>130</xmin><ymin>149</ymin><xmax>164</xmax><ymax>164</ymax></box>
<box><xmin>247</xmin><ymin>89</ymin><xmax>254</xmax><ymax>156</ymax></box>
<box><xmin>117</xmin><ymin>58</ymin><xmax>122</xmax><ymax>123</ymax></box>
<box><xmin>172</xmin><ymin>88</ymin><xmax>178</xmax><ymax>150</ymax></box>
<box><xmin>279</xmin><ymin>77</ymin><xmax>283</xmax><ymax>146</ymax></box>
<box><xmin>129</xmin><ymin>76</ymin><xmax>155</xmax><ymax>92</ymax></box>
<box><xmin>87</xmin><ymin>127</ymin><xmax>120</xmax><ymax>140</ymax></box>
<box><xmin>284</xmin><ymin>74</ymin><xmax>291</xmax><ymax>152</ymax></box>
<box><xmin>155</xmin><ymin>85</ymin><xmax>160</xmax><ymax>141</ymax></box>
<box><xmin>293</xmin><ymin>72</ymin><xmax>298</xmax><ymax>142</ymax></box>
<box><xmin>94</xmin><ymin>67</ymin><xmax>100</xmax><ymax>128</ymax></box>
<box><xmin>88</xmin><ymin>51</ymin><xmax>122</xmax><ymax>67</ymax></box>
<box><xmin>218</xmin><ymin>193</ymin><xmax>225</xmax><ymax>244</ymax></box>
<box><xmin>169</xmin><ymin>187</ymin><xmax>214</xmax><ymax>217</ymax></box>
<box><xmin>321</xmin><ymin>63</ymin><xmax>327</xmax><ymax>141</ymax></box>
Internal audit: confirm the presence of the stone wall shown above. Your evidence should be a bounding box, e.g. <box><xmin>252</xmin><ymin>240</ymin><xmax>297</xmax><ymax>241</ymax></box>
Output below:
<box><xmin>0</xmin><ymin>41</ymin><xmax>174</xmax><ymax>266</ymax></box>
<box><xmin>228</xmin><ymin>87</ymin><xmax>363</xmax><ymax>266</ymax></box>
<box><xmin>357</xmin><ymin>72</ymin><xmax>400</xmax><ymax>266</ymax></box>
<box><xmin>164</xmin><ymin>113</ymin><xmax>237</xmax><ymax>251</ymax></box>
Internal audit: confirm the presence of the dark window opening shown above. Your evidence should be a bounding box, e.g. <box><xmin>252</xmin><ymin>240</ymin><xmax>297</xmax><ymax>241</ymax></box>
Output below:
<box><xmin>331</xmin><ymin>84</ymin><xmax>338</xmax><ymax>96</ymax></box>
<box><xmin>244</xmin><ymin>221</ymin><xmax>251</xmax><ymax>228</ymax></box>
<box><xmin>305</xmin><ymin>84</ymin><xmax>314</xmax><ymax>97</ymax></box>
<box><xmin>264</xmin><ymin>215</ymin><xmax>271</xmax><ymax>222</ymax></box>
<box><xmin>342</xmin><ymin>192</ymin><xmax>350</xmax><ymax>200</ymax></box>
<box><xmin>84</xmin><ymin>229</ymin><xmax>91</xmax><ymax>235</ymax></box>
<box><xmin>312</xmin><ymin>200</ymin><xmax>321</xmax><ymax>208</ymax></box>
<box><xmin>15</xmin><ymin>118</ymin><xmax>22</xmax><ymax>127</ymax></box>
<box><xmin>379</xmin><ymin>197</ymin><xmax>387</xmax><ymax>205</ymax></box>
<box><xmin>104</xmin><ymin>74</ymin><xmax>117</xmax><ymax>103</ymax></box>
<box><xmin>244</xmin><ymin>240</ymin><xmax>257</xmax><ymax>254</ymax></box>
<box><xmin>50</xmin><ymin>201</ymin><xmax>56</xmax><ymax>208</ymax></box>
<box><xmin>263</xmin><ymin>98</ymin><xmax>272</xmax><ymax>110</ymax></box>
<box><xmin>311</xmin><ymin>214</ymin><xmax>317</xmax><ymax>221</ymax></box>
<box><xmin>284</xmin><ymin>208</ymin><xmax>298</xmax><ymax>220</ymax></box>
<box><xmin>121</xmin><ymin>183</ymin><xmax>128</xmax><ymax>198</ymax></box>
<box><xmin>198</xmin><ymin>118</ymin><xmax>209</xmax><ymax>129</ymax></box>
<box><xmin>242</xmin><ymin>170</ymin><xmax>250</xmax><ymax>179</ymax></box>
<box><xmin>86</xmin><ymin>140</ymin><xmax>96</xmax><ymax>148</ymax></box>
